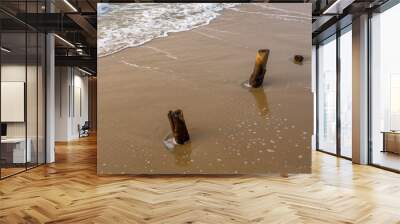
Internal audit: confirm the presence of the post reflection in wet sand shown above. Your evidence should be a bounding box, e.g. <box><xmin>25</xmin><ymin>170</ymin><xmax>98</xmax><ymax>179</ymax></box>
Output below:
<box><xmin>249</xmin><ymin>87</ymin><xmax>269</xmax><ymax>117</ymax></box>
<box><xmin>163</xmin><ymin>133</ymin><xmax>193</xmax><ymax>167</ymax></box>
<box><xmin>170</xmin><ymin>143</ymin><xmax>193</xmax><ymax>167</ymax></box>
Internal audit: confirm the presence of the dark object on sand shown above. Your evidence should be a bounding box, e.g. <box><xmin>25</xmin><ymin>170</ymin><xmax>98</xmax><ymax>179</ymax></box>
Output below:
<box><xmin>167</xmin><ymin>109</ymin><xmax>190</xmax><ymax>144</ymax></box>
<box><xmin>294</xmin><ymin>55</ymin><xmax>304</xmax><ymax>64</ymax></box>
<box><xmin>249</xmin><ymin>49</ymin><xmax>270</xmax><ymax>88</ymax></box>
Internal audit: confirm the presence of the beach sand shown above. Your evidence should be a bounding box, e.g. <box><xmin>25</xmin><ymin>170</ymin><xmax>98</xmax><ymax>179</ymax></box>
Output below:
<box><xmin>98</xmin><ymin>3</ymin><xmax>312</xmax><ymax>174</ymax></box>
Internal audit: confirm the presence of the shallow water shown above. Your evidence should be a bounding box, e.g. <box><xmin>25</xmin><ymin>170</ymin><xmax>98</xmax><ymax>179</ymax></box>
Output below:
<box><xmin>98</xmin><ymin>3</ymin><xmax>239</xmax><ymax>57</ymax></box>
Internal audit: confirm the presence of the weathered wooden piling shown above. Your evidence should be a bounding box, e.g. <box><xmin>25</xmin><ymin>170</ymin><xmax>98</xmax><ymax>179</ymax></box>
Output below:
<box><xmin>168</xmin><ymin>109</ymin><xmax>190</xmax><ymax>144</ymax></box>
<box><xmin>249</xmin><ymin>49</ymin><xmax>270</xmax><ymax>88</ymax></box>
<box><xmin>294</xmin><ymin>55</ymin><xmax>304</xmax><ymax>64</ymax></box>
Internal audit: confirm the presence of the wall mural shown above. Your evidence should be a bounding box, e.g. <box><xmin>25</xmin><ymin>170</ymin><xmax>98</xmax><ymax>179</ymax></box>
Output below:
<box><xmin>97</xmin><ymin>3</ymin><xmax>312</xmax><ymax>174</ymax></box>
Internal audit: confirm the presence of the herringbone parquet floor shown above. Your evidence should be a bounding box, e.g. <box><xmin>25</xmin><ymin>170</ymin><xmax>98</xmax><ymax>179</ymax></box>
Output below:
<box><xmin>1</xmin><ymin>135</ymin><xmax>400</xmax><ymax>224</ymax></box>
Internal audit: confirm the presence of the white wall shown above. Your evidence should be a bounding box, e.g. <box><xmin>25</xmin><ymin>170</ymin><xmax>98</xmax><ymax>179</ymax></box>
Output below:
<box><xmin>1</xmin><ymin>63</ymin><xmax>46</xmax><ymax>164</ymax></box>
<box><xmin>55</xmin><ymin>67</ymin><xmax>89</xmax><ymax>141</ymax></box>
<box><xmin>1</xmin><ymin>64</ymin><xmax>37</xmax><ymax>138</ymax></box>
<box><xmin>1</xmin><ymin>65</ymin><xmax>26</xmax><ymax>138</ymax></box>
<box><xmin>1</xmin><ymin>82</ymin><xmax>25</xmax><ymax>122</ymax></box>
<box><xmin>55</xmin><ymin>66</ymin><xmax>70</xmax><ymax>141</ymax></box>
<box><xmin>77</xmin><ymin>71</ymin><xmax>89</xmax><ymax>138</ymax></box>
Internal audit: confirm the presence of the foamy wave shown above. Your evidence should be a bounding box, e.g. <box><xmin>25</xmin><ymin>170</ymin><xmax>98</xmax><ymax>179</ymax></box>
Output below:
<box><xmin>97</xmin><ymin>3</ymin><xmax>239</xmax><ymax>57</ymax></box>
<box><xmin>228</xmin><ymin>5</ymin><xmax>311</xmax><ymax>23</ymax></box>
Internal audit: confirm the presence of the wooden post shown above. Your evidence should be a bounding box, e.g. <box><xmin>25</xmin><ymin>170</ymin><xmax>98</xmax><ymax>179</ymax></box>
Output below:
<box><xmin>280</xmin><ymin>172</ymin><xmax>289</xmax><ymax>178</ymax></box>
<box><xmin>294</xmin><ymin>55</ymin><xmax>304</xmax><ymax>64</ymax></box>
<box><xmin>249</xmin><ymin>49</ymin><xmax>270</xmax><ymax>88</ymax></box>
<box><xmin>168</xmin><ymin>109</ymin><xmax>190</xmax><ymax>144</ymax></box>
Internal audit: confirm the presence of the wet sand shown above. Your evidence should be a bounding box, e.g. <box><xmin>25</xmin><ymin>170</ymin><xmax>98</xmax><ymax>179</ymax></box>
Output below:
<box><xmin>98</xmin><ymin>4</ymin><xmax>312</xmax><ymax>174</ymax></box>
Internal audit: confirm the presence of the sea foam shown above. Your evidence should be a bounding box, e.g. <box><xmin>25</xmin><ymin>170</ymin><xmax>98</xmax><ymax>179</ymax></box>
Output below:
<box><xmin>97</xmin><ymin>3</ymin><xmax>239</xmax><ymax>57</ymax></box>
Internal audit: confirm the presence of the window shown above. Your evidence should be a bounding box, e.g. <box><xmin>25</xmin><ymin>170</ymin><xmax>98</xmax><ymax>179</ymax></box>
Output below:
<box><xmin>370</xmin><ymin>3</ymin><xmax>400</xmax><ymax>171</ymax></box>
<box><xmin>339</xmin><ymin>27</ymin><xmax>352</xmax><ymax>158</ymax></box>
<box><xmin>0</xmin><ymin>2</ymin><xmax>46</xmax><ymax>179</ymax></box>
<box><xmin>317</xmin><ymin>35</ymin><xmax>337</xmax><ymax>154</ymax></box>
<box><xmin>316</xmin><ymin>25</ymin><xmax>353</xmax><ymax>159</ymax></box>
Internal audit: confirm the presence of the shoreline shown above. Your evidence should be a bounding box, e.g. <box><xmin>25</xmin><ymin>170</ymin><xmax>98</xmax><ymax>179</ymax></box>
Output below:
<box><xmin>98</xmin><ymin>18</ymin><xmax>218</xmax><ymax>58</ymax></box>
<box><xmin>98</xmin><ymin>4</ymin><xmax>241</xmax><ymax>58</ymax></box>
